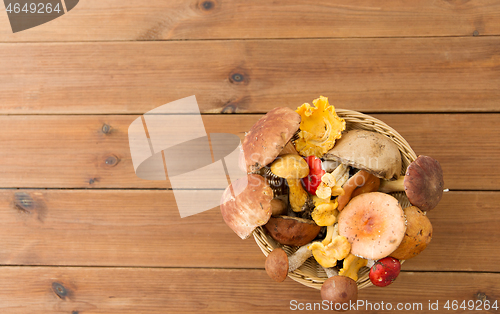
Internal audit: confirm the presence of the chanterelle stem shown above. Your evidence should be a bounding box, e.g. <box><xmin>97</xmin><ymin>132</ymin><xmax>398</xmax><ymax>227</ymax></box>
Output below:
<box><xmin>287</xmin><ymin>178</ymin><xmax>310</xmax><ymax>212</ymax></box>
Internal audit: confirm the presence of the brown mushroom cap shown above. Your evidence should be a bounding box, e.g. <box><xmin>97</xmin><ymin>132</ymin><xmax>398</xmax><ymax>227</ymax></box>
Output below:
<box><xmin>404</xmin><ymin>155</ymin><xmax>444</xmax><ymax>212</ymax></box>
<box><xmin>338</xmin><ymin>192</ymin><xmax>406</xmax><ymax>260</ymax></box>
<box><xmin>265</xmin><ymin>248</ymin><xmax>289</xmax><ymax>282</ymax></box>
<box><xmin>220</xmin><ymin>174</ymin><xmax>273</xmax><ymax>239</ymax></box>
<box><xmin>264</xmin><ymin>216</ymin><xmax>321</xmax><ymax>246</ymax></box>
<box><xmin>241</xmin><ymin>107</ymin><xmax>301</xmax><ymax>173</ymax></box>
<box><xmin>390</xmin><ymin>206</ymin><xmax>433</xmax><ymax>260</ymax></box>
<box><xmin>321</xmin><ymin>276</ymin><xmax>358</xmax><ymax>312</ymax></box>
<box><xmin>324</xmin><ymin>129</ymin><xmax>402</xmax><ymax>180</ymax></box>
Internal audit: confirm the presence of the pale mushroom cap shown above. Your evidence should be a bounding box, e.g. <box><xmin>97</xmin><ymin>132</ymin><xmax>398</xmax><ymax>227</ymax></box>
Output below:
<box><xmin>270</xmin><ymin>154</ymin><xmax>309</xmax><ymax>179</ymax></box>
<box><xmin>241</xmin><ymin>107</ymin><xmax>301</xmax><ymax>173</ymax></box>
<box><xmin>404</xmin><ymin>155</ymin><xmax>444</xmax><ymax>212</ymax></box>
<box><xmin>338</xmin><ymin>192</ymin><xmax>406</xmax><ymax>260</ymax></box>
<box><xmin>324</xmin><ymin>129</ymin><xmax>402</xmax><ymax>180</ymax></box>
<box><xmin>220</xmin><ymin>174</ymin><xmax>273</xmax><ymax>239</ymax></box>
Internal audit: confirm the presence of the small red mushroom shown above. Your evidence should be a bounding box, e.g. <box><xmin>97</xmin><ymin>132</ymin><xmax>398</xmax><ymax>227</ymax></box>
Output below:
<box><xmin>302</xmin><ymin>156</ymin><xmax>326</xmax><ymax>195</ymax></box>
<box><xmin>369</xmin><ymin>257</ymin><xmax>401</xmax><ymax>287</ymax></box>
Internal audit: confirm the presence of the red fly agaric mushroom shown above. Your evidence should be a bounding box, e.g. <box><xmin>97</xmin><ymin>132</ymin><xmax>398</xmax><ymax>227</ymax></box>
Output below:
<box><xmin>379</xmin><ymin>155</ymin><xmax>444</xmax><ymax>212</ymax></box>
<box><xmin>220</xmin><ymin>174</ymin><xmax>273</xmax><ymax>239</ymax></box>
<box><xmin>338</xmin><ymin>192</ymin><xmax>406</xmax><ymax>260</ymax></box>
<box><xmin>240</xmin><ymin>107</ymin><xmax>301</xmax><ymax>173</ymax></box>
<box><xmin>369</xmin><ymin>257</ymin><xmax>401</xmax><ymax>287</ymax></box>
<box><xmin>265</xmin><ymin>245</ymin><xmax>313</xmax><ymax>282</ymax></box>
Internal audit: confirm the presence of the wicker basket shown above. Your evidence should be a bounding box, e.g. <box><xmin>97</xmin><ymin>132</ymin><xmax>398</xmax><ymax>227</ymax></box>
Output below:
<box><xmin>253</xmin><ymin>109</ymin><xmax>417</xmax><ymax>290</ymax></box>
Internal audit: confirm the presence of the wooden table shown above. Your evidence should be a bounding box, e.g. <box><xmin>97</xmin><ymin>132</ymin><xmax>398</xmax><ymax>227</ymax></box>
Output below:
<box><xmin>0</xmin><ymin>1</ymin><xmax>499</xmax><ymax>313</ymax></box>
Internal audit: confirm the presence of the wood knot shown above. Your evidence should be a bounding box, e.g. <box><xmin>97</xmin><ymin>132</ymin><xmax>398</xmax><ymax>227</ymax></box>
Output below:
<box><xmin>475</xmin><ymin>291</ymin><xmax>488</xmax><ymax>302</ymax></box>
<box><xmin>199</xmin><ymin>0</ymin><xmax>216</xmax><ymax>12</ymax></box>
<box><xmin>231</xmin><ymin>73</ymin><xmax>244</xmax><ymax>82</ymax></box>
<box><xmin>102</xmin><ymin>124</ymin><xmax>111</xmax><ymax>134</ymax></box>
<box><xmin>14</xmin><ymin>192</ymin><xmax>34</xmax><ymax>213</ymax></box>
<box><xmin>229</xmin><ymin>68</ymin><xmax>250</xmax><ymax>85</ymax></box>
<box><xmin>52</xmin><ymin>282</ymin><xmax>68</xmax><ymax>299</ymax></box>
<box><xmin>221</xmin><ymin>104</ymin><xmax>237</xmax><ymax>114</ymax></box>
<box><xmin>104</xmin><ymin>155</ymin><xmax>120</xmax><ymax>167</ymax></box>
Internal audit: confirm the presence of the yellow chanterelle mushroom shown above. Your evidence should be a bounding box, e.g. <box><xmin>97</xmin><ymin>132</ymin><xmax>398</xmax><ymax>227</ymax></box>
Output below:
<box><xmin>311</xmin><ymin>196</ymin><xmax>339</xmax><ymax>227</ymax></box>
<box><xmin>295</xmin><ymin>96</ymin><xmax>346</xmax><ymax>158</ymax></box>
<box><xmin>270</xmin><ymin>154</ymin><xmax>311</xmax><ymax>212</ymax></box>
<box><xmin>308</xmin><ymin>224</ymin><xmax>351</xmax><ymax>268</ymax></box>
<box><xmin>339</xmin><ymin>254</ymin><xmax>368</xmax><ymax>281</ymax></box>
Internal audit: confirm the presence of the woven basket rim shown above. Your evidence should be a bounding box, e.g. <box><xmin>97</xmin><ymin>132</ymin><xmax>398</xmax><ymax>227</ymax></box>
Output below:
<box><xmin>253</xmin><ymin>108</ymin><xmax>417</xmax><ymax>291</ymax></box>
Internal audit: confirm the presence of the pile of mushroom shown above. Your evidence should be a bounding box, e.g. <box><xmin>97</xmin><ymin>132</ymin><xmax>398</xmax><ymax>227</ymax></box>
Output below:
<box><xmin>220</xmin><ymin>96</ymin><xmax>444</xmax><ymax>309</ymax></box>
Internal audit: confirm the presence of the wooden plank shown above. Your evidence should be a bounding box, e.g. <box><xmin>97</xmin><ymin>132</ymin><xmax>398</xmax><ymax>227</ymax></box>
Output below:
<box><xmin>0</xmin><ymin>190</ymin><xmax>498</xmax><ymax>272</ymax></box>
<box><xmin>0</xmin><ymin>38</ymin><xmax>500</xmax><ymax>114</ymax></box>
<box><xmin>1</xmin><ymin>0</ymin><xmax>500</xmax><ymax>41</ymax></box>
<box><xmin>0</xmin><ymin>114</ymin><xmax>497</xmax><ymax>190</ymax></box>
<box><xmin>0</xmin><ymin>267</ymin><xmax>498</xmax><ymax>313</ymax></box>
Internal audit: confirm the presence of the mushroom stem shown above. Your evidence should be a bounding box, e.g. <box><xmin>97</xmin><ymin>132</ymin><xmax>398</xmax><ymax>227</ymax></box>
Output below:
<box><xmin>322</xmin><ymin>266</ymin><xmax>338</xmax><ymax>278</ymax></box>
<box><xmin>378</xmin><ymin>177</ymin><xmax>405</xmax><ymax>193</ymax></box>
<box><xmin>288</xmin><ymin>245</ymin><xmax>313</xmax><ymax>272</ymax></box>
<box><xmin>279</xmin><ymin>141</ymin><xmax>299</xmax><ymax>156</ymax></box>
<box><xmin>270</xmin><ymin>198</ymin><xmax>287</xmax><ymax>216</ymax></box>
<box><xmin>287</xmin><ymin>178</ymin><xmax>311</xmax><ymax>212</ymax></box>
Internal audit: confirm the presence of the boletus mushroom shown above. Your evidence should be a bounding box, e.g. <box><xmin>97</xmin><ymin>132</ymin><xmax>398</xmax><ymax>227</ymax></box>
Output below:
<box><xmin>324</xmin><ymin>129</ymin><xmax>402</xmax><ymax>180</ymax></box>
<box><xmin>321</xmin><ymin>276</ymin><xmax>358</xmax><ymax>312</ymax></box>
<box><xmin>220</xmin><ymin>174</ymin><xmax>273</xmax><ymax>239</ymax></box>
<box><xmin>338</xmin><ymin>192</ymin><xmax>406</xmax><ymax>260</ymax></box>
<box><xmin>240</xmin><ymin>107</ymin><xmax>301</xmax><ymax>173</ymax></box>
<box><xmin>265</xmin><ymin>245</ymin><xmax>313</xmax><ymax>282</ymax></box>
<box><xmin>390</xmin><ymin>206</ymin><xmax>433</xmax><ymax>260</ymax></box>
<box><xmin>264</xmin><ymin>216</ymin><xmax>321</xmax><ymax>246</ymax></box>
<box><xmin>270</xmin><ymin>154</ymin><xmax>312</xmax><ymax>212</ymax></box>
<box><xmin>378</xmin><ymin>155</ymin><xmax>444</xmax><ymax>212</ymax></box>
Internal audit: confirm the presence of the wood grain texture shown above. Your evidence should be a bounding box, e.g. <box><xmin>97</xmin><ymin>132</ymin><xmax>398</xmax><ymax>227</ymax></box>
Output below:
<box><xmin>0</xmin><ymin>267</ymin><xmax>497</xmax><ymax>313</ymax></box>
<box><xmin>0</xmin><ymin>190</ymin><xmax>498</xmax><ymax>272</ymax></box>
<box><xmin>0</xmin><ymin>38</ymin><xmax>500</xmax><ymax>114</ymax></box>
<box><xmin>1</xmin><ymin>0</ymin><xmax>500</xmax><ymax>41</ymax></box>
<box><xmin>0</xmin><ymin>114</ymin><xmax>497</xmax><ymax>190</ymax></box>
